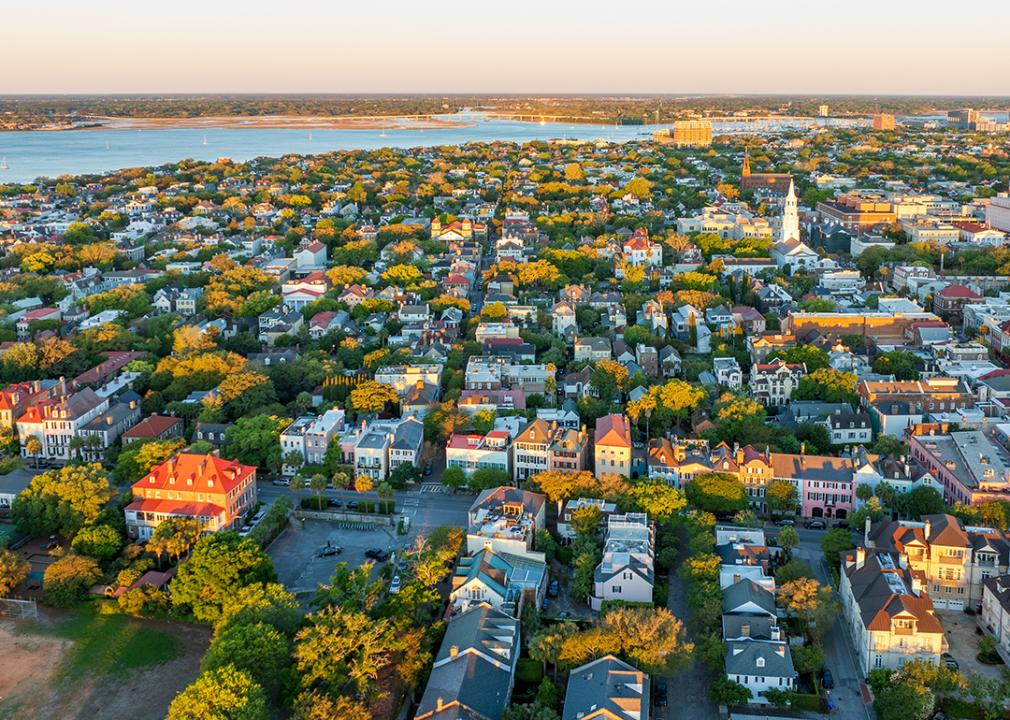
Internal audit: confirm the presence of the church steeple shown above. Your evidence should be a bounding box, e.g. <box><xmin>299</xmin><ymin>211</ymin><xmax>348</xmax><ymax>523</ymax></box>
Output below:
<box><xmin>742</xmin><ymin>153</ymin><xmax>751</xmax><ymax>177</ymax></box>
<box><xmin>780</xmin><ymin>179</ymin><xmax>800</xmax><ymax>242</ymax></box>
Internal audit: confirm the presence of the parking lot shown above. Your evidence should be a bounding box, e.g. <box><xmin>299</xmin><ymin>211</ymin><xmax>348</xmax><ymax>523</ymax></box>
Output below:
<box><xmin>938</xmin><ymin>610</ymin><xmax>1006</xmax><ymax>681</ymax></box>
<box><xmin>267</xmin><ymin>518</ymin><xmax>398</xmax><ymax>595</ymax></box>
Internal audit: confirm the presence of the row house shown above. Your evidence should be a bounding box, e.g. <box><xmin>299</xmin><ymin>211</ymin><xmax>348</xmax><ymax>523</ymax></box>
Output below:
<box><xmin>77</xmin><ymin>392</ymin><xmax>143</xmax><ymax>460</ymax></box>
<box><xmin>446</xmin><ymin>431</ymin><xmax>512</xmax><ymax>477</ymax></box>
<box><xmin>341</xmin><ymin>418</ymin><xmax>424</xmax><ymax>482</ymax></box>
<box><xmin>17</xmin><ymin>387</ymin><xmax>109</xmax><ymax>463</ymax></box>
<box><xmin>909</xmin><ymin>430</ymin><xmax>1010</xmax><ymax>506</ymax></box>
<box><xmin>279</xmin><ymin>408</ymin><xmax>346</xmax><ymax>474</ymax></box>
<box><xmin>0</xmin><ymin>380</ymin><xmax>60</xmax><ymax>432</ymax></box>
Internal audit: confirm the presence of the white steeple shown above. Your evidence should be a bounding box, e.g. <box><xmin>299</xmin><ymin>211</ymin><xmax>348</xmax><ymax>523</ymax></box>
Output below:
<box><xmin>780</xmin><ymin>179</ymin><xmax>799</xmax><ymax>243</ymax></box>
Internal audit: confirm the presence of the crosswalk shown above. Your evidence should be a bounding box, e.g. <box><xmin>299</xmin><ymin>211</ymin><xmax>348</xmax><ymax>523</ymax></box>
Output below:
<box><xmin>419</xmin><ymin>483</ymin><xmax>445</xmax><ymax>494</ymax></box>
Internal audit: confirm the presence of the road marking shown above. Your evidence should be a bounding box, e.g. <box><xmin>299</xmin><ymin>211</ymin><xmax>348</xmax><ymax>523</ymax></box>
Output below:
<box><xmin>420</xmin><ymin>483</ymin><xmax>444</xmax><ymax>494</ymax></box>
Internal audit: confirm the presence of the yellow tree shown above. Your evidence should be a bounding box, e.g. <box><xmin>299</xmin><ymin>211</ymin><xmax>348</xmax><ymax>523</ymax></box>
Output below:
<box><xmin>349</xmin><ymin>381</ymin><xmax>399</xmax><ymax>415</ymax></box>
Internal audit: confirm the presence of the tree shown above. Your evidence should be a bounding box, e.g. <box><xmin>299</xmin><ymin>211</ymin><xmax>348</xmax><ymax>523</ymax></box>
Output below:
<box><xmin>471</xmin><ymin>408</ymin><xmax>496</xmax><ymax>435</ymax></box>
<box><xmin>167</xmin><ymin>664</ymin><xmax>269</xmax><ymax>720</ymax></box>
<box><xmin>113</xmin><ymin>438</ymin><xmax>187</xmax><ymax>485</ymax></box>
<box><xmin>777</xmin><ymin>526</ymin><xmax>800</xmax><ymax>554</ymax></box>
<box><xmin>349</xmin><ymin>381</ymin><xmax>399</xmax><ymax>415</ymax></box>
<box><xmin>25</xmin><ymin>436</ymin><xmax>42</xmax><ymax>469</ymax></box>
<box><xmin>590</xmin><ymin>360</ymin><xmax>629</xmax><ymax>404</ymax></box>
<box><xmin>820</xmin><ymin>528</ymin><xmax>854</xmax><ymax>574</ymax></box>
<box><xmin>627</xmin><ymin>481</ymin><xmax>686</xmax><ymax>522</ymax></box>
<box><xmin>768</xmin><ymin>345</ymin><xmax>828</xmax><ymax>371</ymax></box>
<box><xmin>872</xmin><ymin>351</ymin><xmax>920</xmax><ymax>381</ymax></box>
<box><xmin>171</xmin><ymin>532</ymin><xmax>277</xmax><ymax>623</ymax></box>
<box><xmin>777</xmin><ymin>577</ymin><xmax>840</xmax><ymax>639</ymax></box>
<box><xmin>223</xmin><ymin>416</ymin><xmax>288</xmax><ymax>470</ymax></box>
<box><xmin>855</xmin><ymin>483</ymin><xmax>874</xmax><ymax>503</ymax></box>
<box><xmin>291</xmin><ymin>693</ymin><xmax>371</xmax><ymax>720</ymax></box>
<box><xmin>684</xmin><ymin>473</ymin><xmax>748</xmax><ymax>516</ymax></box>
<box><xmin>0</xmin><ymin>549</ymin><xmax>30</xmax><ymax>597</ymax></box>
<box><xmin>354</xmin><ymin>474</ymin><xmax>375</xmax><ymax>493</ymax></box>
<box><xmin>293</xmin><ymin>606</ymin><xmax>400</xmax><ymax>697</ymax></box>
<box><xmin>791</xmin><ymin>643</ymin><xmax>825</xmax><ymax>675</ymax></box>
<box><xmin>70</xmin><ymin>523</ymin><xmax>122</xmax><ymax>560</ymax></box>
<box><xmin>569</xmin><ymin>505</ymin><xmax>602</xmax><ymax>537</ymax></box>
<box><xmin>792</xmin><ymin>368</ymin><xmax>858</xmax><ymax>405</ymax></box>
<box><xmin>151</xmin><ymin>517</ymin><xmax>204</xmax><ymax>563</ymax></box>
<box><xmin>217</xmin><ymin>371</ymin><xmax>277</xmax><ymax>419</ymax></box>
<box><xmin>201</xmin><ymin>622</ymin><xmax>290</xmax><ymax>695</ymax></box>
<box><xmin>900</xmin><ymin>486</ymin><xmax>945</xmax><ymax>519</ymax></box>
<box><xmin>765</xmin><ymin>480</ymin><xmax>798</xmax><ymax>517</ymax></box>
<box><xmin>710</xmin><ymin>676</ymin><xmax>752</xmax><ymax>706</ymax></box>
<box><xmin>873</xmin><ymin>681</ymin><xmax>934</xmax><ymax>720</ymax></box>
<box><xmin>309</xmin><ymin>473</ymin><xmax>328</xmax><ymax>507</ymax></box>
<box><xmin>11</xmin><ymin>463</ymin><xmax>116</xmax><ymax>539</ymax></box>
<box><xmin>217</xmin><ymin>582</ymin><xmax>302</xmax><ymax>637</ymax></box>
<box><xmin>42</xmin><ymin>554</ymin><xmax>101</xmax><ymax>607</ymax></box>
<box><xmin>441</xmin><ymin>466</ymin><xmax>466</xmax><ymax>490</ymax></box>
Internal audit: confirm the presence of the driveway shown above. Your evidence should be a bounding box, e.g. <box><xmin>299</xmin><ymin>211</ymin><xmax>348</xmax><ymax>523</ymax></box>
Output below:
<box><xmin>938</xmin><ymin>610</ymin><xmax>1005</xmax><ymax>681</ymax></box>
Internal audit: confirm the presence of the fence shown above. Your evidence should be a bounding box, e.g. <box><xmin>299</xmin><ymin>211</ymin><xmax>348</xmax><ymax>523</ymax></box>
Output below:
<box><xmin>294</xmin><ymin>509</ymin><xmax>394</xmax><ymax>527</ymax></box>
<box><xmin>0</xmin><ymin>597</ymin><xmax>38</xmax><ymax>620</ymax></box>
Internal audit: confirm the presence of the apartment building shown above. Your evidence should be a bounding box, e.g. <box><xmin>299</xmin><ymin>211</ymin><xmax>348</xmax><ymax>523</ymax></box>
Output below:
<box><xmin>279</xmin><ymin>408</ymin><xmax>346</xmax><ymax>474</ymax></box>
<box><xmin>16</xmin><ymin>387</ymin><xmax>109</xmax><ymax>463</ymax></box>
<box><xmin>466</xmin><ymin>486</ymin><xmax>546</xmax><ymax>560</ymax></box>
<box><xmin>909</xmin><ymin>431</ymin><xmax>1010</xmax><ymax>506</ymax></box>
<box><xmin>124</xmin><ymin>453</ymin><xmax>257</xmax><ymax>540</ymax></box>
<box><xmin>446</xmin><ymin>431</ymin><xmax>511</xmax><ymax>477</ymax></box>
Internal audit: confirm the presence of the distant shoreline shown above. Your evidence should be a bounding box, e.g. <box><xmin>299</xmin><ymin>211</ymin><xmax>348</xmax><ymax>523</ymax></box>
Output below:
<box><xmin>2</xmin><ymin>114</ymin><xmax>477</xmax><ymax>132</ymax></box>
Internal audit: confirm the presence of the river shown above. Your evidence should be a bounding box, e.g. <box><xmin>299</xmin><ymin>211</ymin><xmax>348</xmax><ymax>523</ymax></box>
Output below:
<box><xmin>0</xmin><ymin>112</ymin><xmax>880</xmax><ymax>184</ymax></box>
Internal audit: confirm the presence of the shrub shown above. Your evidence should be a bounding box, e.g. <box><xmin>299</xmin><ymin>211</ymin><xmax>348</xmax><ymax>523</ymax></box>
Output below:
<box><xmin>42</xmin><ymin>554</ymin><xmax>102</xmax><ymax>607</ymax></box>
<box><xmin>299</xmin><ymin>497</ymin><xmax>326</xmax><ymax>511</ymax></box>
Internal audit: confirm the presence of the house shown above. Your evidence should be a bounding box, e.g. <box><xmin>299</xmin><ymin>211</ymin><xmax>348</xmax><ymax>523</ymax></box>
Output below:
<box><xmin>446</xmin><ymin>431</ymin><xmax>511</xmax><ymax>477</ymax></box>
<box><xmin>561</xmin><ymin>655</ymin><xmax>649</xmax><ymax>720</ymax></box>
<box><xmin>17</xmin><ymin>387</ymin><xmax>110</xmax><ymax>464</ymax></box>
<box><xmin>467</xmin><ymin>486</ymin><xmax>547</xmax><ymax>560</ymax></box>
<box><xmin>823</xmin><ymin>409</ymin><xmax>872</xmax><ymax>446</ymax></box>
<box><xmin>749</xmin><ymin>358</ymin><xmax>806</xmax><ymax>407</ymax></box>
<box><xmin>124</xmin><ymin>453</ymin><xmax>257</xmax><ymax>540</ymax></box>
<box><xmin>16</xmin><ymin>307</ymin><xmax>61</xmax><ymax>339</ymax></box>
<box><xmin>294</xmin><ymin>239</ymin><xmax>327</xmax><ymax>269</ymax></box>
<box><xmin>558</xmin><ymin>497</ymin><xmax>619</xmax><ymax>540</ymax></box>
<box><xmin>389</xmin><ymin>417</ymin><xmax>424</xmax><ymax>472</ymax></box>
<box><xmin>0</xmin><ymin>380</ymin><xmax>59</xmax><ymax>432</ymax></box>
<box><xmin>934</xmin><ymin>284</ymin><xmax>983</xmax><ymax>321</ymax></box>
<box><xmin>121</xmin><ymin>415</ymin><xmax>184</xmax><ymax>445</ymax></box>
<box><xmin>374</xmin><ymin>364</ymin><xmax>443</xmax><ymax>395</ymax></box>
<box><xmin>771</xmin><ymin>238</ymin><xmax>823</xmax><ymax>272</ymax></box>
<box><xmin>980</xmin><ymin>576</ymin><xmax>1010</xmax><ymax>665</ymax></box>
<box><xmin>574</xmin><ymin>336</ymin><xmax>612</xmax><ymax>362</ymax></box>
<box><xmin>512</xmin><ymin>418</ymin><xmax>589</xmax><ymax>482</ymax></box>
<box><xmin>449</xmin><ymin>549</ymin><xmax>547</xmax><ymax>615</ymax></box>
<box><xmin>733</xmin><ymin>306</ymin><xmax>767</xmax><ymax>335</ymax></box>
<box><xmin>194</xmin><ymin>421</ymin><xmax>232</xmax><ymax>446</ymax></box>
<box><xmin>552</xmin><ymin>301</ymin><xmax>577</xmax><ymax>336</ymax></box>
<box><xmin>594</xmin><ymin>414</ymin><xmax>633</xmax><ymax>479</ymax></box>
<box><xmin>713</xmin><ymin>356</ymin><xmax>743</xmax><ymax>389</ymax></box>
<box><xmin>725</xmin><ymin>640</ymin><xmax>797</xmax><ymax>703</ymax></box>
<box><xmin>839</xmin><ymin>547</ymin><xmax>947</xmax><ymax>675</ymax></box>
<box><xmin>413</xmin><ymin>603</ymin><xmax>520</xmax><ymax>720</ymax></box>
<box><xmin>908</xmin><ymin>431</ymin><xmax>1010</xmax><ymax>506</ymax></box>
<box><xmin>590</xmin><ymin>513</ymin><xmax>654</xmax><ymax>610</ymax></box>
<box><xmin>77</xmin><ymin>393</ymin><xmax>142</xmax><ymax>459</ymax></box>
<box><xmin>621</xmin><ymin>228</ymin><xmax>662</xmax><ymax>266</ymax></box>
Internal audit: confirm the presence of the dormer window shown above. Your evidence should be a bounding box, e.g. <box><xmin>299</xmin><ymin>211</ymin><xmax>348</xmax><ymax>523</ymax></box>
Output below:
<box><xmin>756</xmin><ymin>657</ymin><xmax>765</xmax><ymax>668</ymax></box>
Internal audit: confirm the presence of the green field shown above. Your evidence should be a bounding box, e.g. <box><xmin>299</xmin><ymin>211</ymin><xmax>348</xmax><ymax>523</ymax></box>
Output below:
<box><xmin>17</xmin><ymin>605</ymin><xmax>184</xmax><ymax>682</ymax></box>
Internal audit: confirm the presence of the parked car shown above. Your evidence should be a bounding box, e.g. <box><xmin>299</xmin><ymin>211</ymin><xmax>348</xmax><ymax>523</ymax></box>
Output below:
<box><xmin>327</xmin><ymin>498</ymin><xmax>343</xmax><ymax>508</ymax></box>
<box><xmin>46</xmin><ymin>536</ymin><xmax>60</xmax><ymax>550</ymax></box>
<box><xmin>821</xmin><ymin>668</ymin><xmax>834</xmax><ymax>689</ymax></box>
<box><xmin>805</xmin><ymin>519</ymin><xmax>827</xmax><ymax>530</ymax></box>
<box><xmin>942</xmin><ymin>653</ymin><xmax>959</xmax><ymax>670</ymax></box>
<box><xmin>776</xmin><ymin>518</ymin><xmax>795</xmax><ymax>527</ymax></box>
<box><xmin>317</xmin><ymin>544</ymin><xmax>342</xmax><ymax>558</ymax></box>
<box><xmin>654</xmin><ymin>681</ymin><xmax>668</xmax><ymax>707</ymax></box>
<box><xmin>423</xmin><ymin>461</ymin><xmax>433</xmax><ymax>477</ymax></box>
<box><xmin>365</xmin><ymin>548</ymin><xmax>390</xmax><ymax>561</ymax></box>
<box><xmin>390</xmin><ymin>575</ymin><xmax>401</xmax><ymax>594</ymax></box>
<box><xmin>541</xmin><ymin>597</ymin><xmax>550</xmax><ymax>611</ymax></box>
<box><xmin>547</xmin><ymin>580</ymin><xmax>559</xmax><ymax>598</ymax></box>
<box><xmin>346</xmin><ymin>500</ymin><xmax>359</xmax><ymax>510</ymax></box>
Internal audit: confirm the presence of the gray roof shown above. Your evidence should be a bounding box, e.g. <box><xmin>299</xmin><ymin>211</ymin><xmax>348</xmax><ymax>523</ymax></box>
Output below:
<box><xmin>722</xmin><ymin>614</ymin><xmax>778</xmax><ymax>641</ymax></box>
<box><xmin>725</xmin><ymin>639</ymin><xmax>797</xmax><ymax>678</ymax></box>
<box><xmin>392</xmin><ymin>418</ymin><xmax>424</xmax><ymax>450</ymax></box>
<box><xmin>415</xmin><ymin>603</ymin><xmax>519</xmax><ymax>720</ymax></box>
<box><xmin>722</xmin><ymin>579</ymin><xmax>776</xmax><ymax>617</ymax></box>
<box><xmin>562</xmin><ymin>655</ymin><xmax>649</xmax><ymax>720</ymax></box>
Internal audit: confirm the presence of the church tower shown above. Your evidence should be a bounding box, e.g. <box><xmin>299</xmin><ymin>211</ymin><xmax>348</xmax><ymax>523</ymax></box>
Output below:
<box><xmin>742</xmin><ymin>153</ymin><xmax>751</xmax><ymax>177</ymax></box>
<box><xmin>780</xmin><ymin>179</ymin><xmax>799</xmax><ymax>242</ymax></box>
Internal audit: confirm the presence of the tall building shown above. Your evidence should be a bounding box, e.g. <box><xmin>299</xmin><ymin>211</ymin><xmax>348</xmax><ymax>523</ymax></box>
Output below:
<box><xmin>871</xmin><ymin>113</ymin><xmax>896</xmax><ymax>131</ymax></box>
<box><xmin>779</xmin><ymin>180</ymin><xmax>800</xmax><ymax>242</ymax></box>
<box><xmin>818</xmin><ymin>104</ymin><xmax>829</xmax><ymax>117</ymax></box>
<box><xmin>948</xmin><ymin>109</ymin><xmax>980</xmax><ymax>128</ymax></box>
<box><xmin>987</xmin><ymin>193</ymin><xmax>1010</xmax><ymax>233</ymax></box>
<box><xmin>671</xmin><ymin>120</ymin><xmax>713</xmax><ymax>147</ymax></box>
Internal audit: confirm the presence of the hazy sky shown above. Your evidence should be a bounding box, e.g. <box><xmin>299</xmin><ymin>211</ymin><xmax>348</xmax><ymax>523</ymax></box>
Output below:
<box><xmin>5</xmin><ymin>0</ymin><xmax>1010</xmax><ymax>94</ymax></box>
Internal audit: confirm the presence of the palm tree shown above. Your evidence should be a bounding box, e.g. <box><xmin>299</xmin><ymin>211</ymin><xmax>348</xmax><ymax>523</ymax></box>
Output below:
<box><xmin>68</xmin><ymin>436</ymin><xmax>85</xmax><ymax>462</ymax></box>
<box><xmin>309</xmin><ymin>473</ymin><xmax>328</xmax><ymax>510</ymax></box>
<box><xmin>25</xmin><ymin>436</ymin><xmax>42</xmax><ymax>469</ymax></box>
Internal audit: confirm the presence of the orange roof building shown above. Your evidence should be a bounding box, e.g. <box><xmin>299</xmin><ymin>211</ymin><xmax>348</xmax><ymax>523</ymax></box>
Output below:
<box><xmin>594</xmin><ymin>414</ymin><xmax>633</xmax><ymax>480</ymax></box>
<box><xmin>124</xmin><ymin>453</ymin><xmax>257</xmax><ymax>540</ymax></box>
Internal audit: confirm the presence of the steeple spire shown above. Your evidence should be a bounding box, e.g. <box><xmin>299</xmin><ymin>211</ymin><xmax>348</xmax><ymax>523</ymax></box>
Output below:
<box><xmin>742</xmin><ymin>153</ymin><xmax>751</xmax><ymax>177</ymax></box>
<box><xmin>780</xmin><ymin>178</ymin><xmax>800</xmax><ymax>242</ymax></box>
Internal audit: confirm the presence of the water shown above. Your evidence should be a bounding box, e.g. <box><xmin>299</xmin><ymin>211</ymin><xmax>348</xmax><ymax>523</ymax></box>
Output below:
<box><xmin>0</xmin><ymin>112</ymin><xmax>867</xmax><ymax>184</ymax></box>
<box><xmin>0</xmin><ymin>116</ymin><xmax>664</xmax><ymax>184</ymax></box>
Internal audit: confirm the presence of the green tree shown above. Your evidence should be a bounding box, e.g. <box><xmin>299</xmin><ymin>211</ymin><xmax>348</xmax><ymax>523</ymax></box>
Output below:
<box><xmin>821</xmin><ymin>528</ymin><xmax>854</xmax><ymax>576</ymax></box>
<box><xmin>627</xmin><ymin>481</ymin><xmax>686</xmax><ymax>521</ymax></box>
<box><xmin>684</xmin><ymin>473</ymin><xmax>748</xmax><ymax>516</ymax></box>
<box><xmin>710</xmin><ymin>676</ymin><xmax>752</xmax><ymax>706</ymax></box>
<box><xmin>349</xmin><ymin>381</ymin><xmax>399</xmax><ymax>415</ymax></box>
<box><xmin>442</xmin><ymin>466</ymin><xmax>466</xmax><ymax>490</ymax></box>
<box><xmin>768</xmin><ymin>344</ymin><xmax>829</xmax><ymax>371</ymax></box>
<box><xmin>167</xmin><ymin>664</ymin><xmax>269</xmax><ymax>720</ymax></box>
<box><xmin>873</xmin><ymin>681</ymin><xmax>934</xmax><ymax>720</ymax></box>
<box><xmin>777</xmin><ymin>526</ymin><xmax>800</xmax><ymax>554</ymax></box>
<box><xmin>792</xmin><ymin>368</ymin><xmax>858</xmax><ymax>405</ymax></box>
<box><xmin>872</xmin><ymin>351</ymin><xmax>920</xmax><ymax>380</ymax></box>
<box><xmin>223</xmin><ymin>415</ymin><xmax>288</xmax><ymax>470</ymax></box>
<box><xmin>569</xmin><ymin>505</ymin><xmax>603</xmax><ymax>537</ymax></box>
<box><xmin>791</xmin><ymin>643</ymin><xmax>825</xmax><ymax>675</ymax></box>
<box><xmin>171</xmin><ymin>532</ymin><xmax>277</xmax><ymax>623</ymax></box>
<box><xmin>766</xmin><ymin>480</ymin><xmax>798</xmax><ymax>517</ymax></box>
<box><xmin>201</xmin><ymin>622</ymin><xmax>291</xmax><ymax>694</ymax></box>
<box><xmin>899</xmin><ymin>486</ymin><xmax>945</xmax><ymax>519</ymax></box>
<box><xmin>70</xmin><ymin>523</ymin><xmax>123</xmax><ymax>560</ymax></box>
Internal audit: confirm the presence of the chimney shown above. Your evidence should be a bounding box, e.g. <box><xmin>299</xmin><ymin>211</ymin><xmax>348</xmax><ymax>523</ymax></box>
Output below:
<box><xmin>864</xmin><ymin>515</ymin><xmax>872</xmax><ymax>546</ymax></box>
<box><xmin>924</xmin><ymin>519</ymin><xmax>932</xmax><ymax>539</ymax></box>
<box><xmin>856</xmin><ymin>547</ymin><xmax>866</xmax><ymax>570</ymax></box>
<box><xmin>449</xmin><ymin>645</ymin><xmax>459</xmax><ymax>658</ymax></box>
<box><xmin>911</xmin><ymin>577</ymin><xmax>923</xmax><ymax>596</ymax></box>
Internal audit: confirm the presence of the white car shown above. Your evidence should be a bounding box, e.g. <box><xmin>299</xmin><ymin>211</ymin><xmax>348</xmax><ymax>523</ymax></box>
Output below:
<box><xmin>389</xmin><ymin>575</ymin><xmax>402</xmax><ymax>594</ymax></box>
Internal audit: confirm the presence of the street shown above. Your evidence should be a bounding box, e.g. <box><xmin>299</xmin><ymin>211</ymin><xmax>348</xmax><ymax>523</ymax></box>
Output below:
<box><xmin>793</xmin><ymin>528</ymin><xmax>876</xmax><ymax>720</ymax></box>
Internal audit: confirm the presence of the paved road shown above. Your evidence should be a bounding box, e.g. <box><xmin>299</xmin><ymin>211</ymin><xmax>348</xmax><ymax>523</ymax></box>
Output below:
<box><xmin>793</xmin><ymin>529</ymin><xmax>876</xmax><ymax>720</ymax></box>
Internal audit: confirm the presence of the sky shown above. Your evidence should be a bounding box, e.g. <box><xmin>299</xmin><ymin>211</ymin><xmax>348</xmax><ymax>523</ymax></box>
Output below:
<box><xmin>5</xmin><ymin>0</ymin><xmax>1010</xmax><ymax>95</ymax></box>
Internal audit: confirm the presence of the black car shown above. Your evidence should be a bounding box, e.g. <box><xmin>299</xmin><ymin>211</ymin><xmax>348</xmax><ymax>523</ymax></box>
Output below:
<box><xmin>327</xmin><ymin>497</ymin><xmax>343</xmax><ymax>508</ymax></box>
<box><xmin>654</xmin><ymin>681</ymin><xmax>668</xmax><ymax>707</ymax></box>
<box><xmin>547</xmin><ymin>580</ymin><xmax>559</xmax><ymax>598</ymax></box>
<box><xmin>365</xmin><ymin>548</ymin><xmax>390</xmax><ymax>561</ymax></box>
<box><xmin>821</xmin><ymin>668</ymin><xmax>834</xmax><ymax>689</ymax></box>
<box><xmin>346</xmin><ymin>500</ymin><xmax>359</xmax><ymax>510</ymax></box>
<box><xmin>423</xmin><ymin>461</ymin><xmax>433</xmax><ymax>477</ymax></box>
<box><xmin>317</xmin><ymin>544</ymin><xmax>342</xmax><ymax>558</ymax></box>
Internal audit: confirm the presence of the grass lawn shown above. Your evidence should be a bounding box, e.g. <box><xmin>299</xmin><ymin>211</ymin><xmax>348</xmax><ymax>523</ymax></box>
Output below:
<box><xmin>17</xmin><ymin>605</ymin><xmax>184</xmax><ymax>682</ymax></box>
